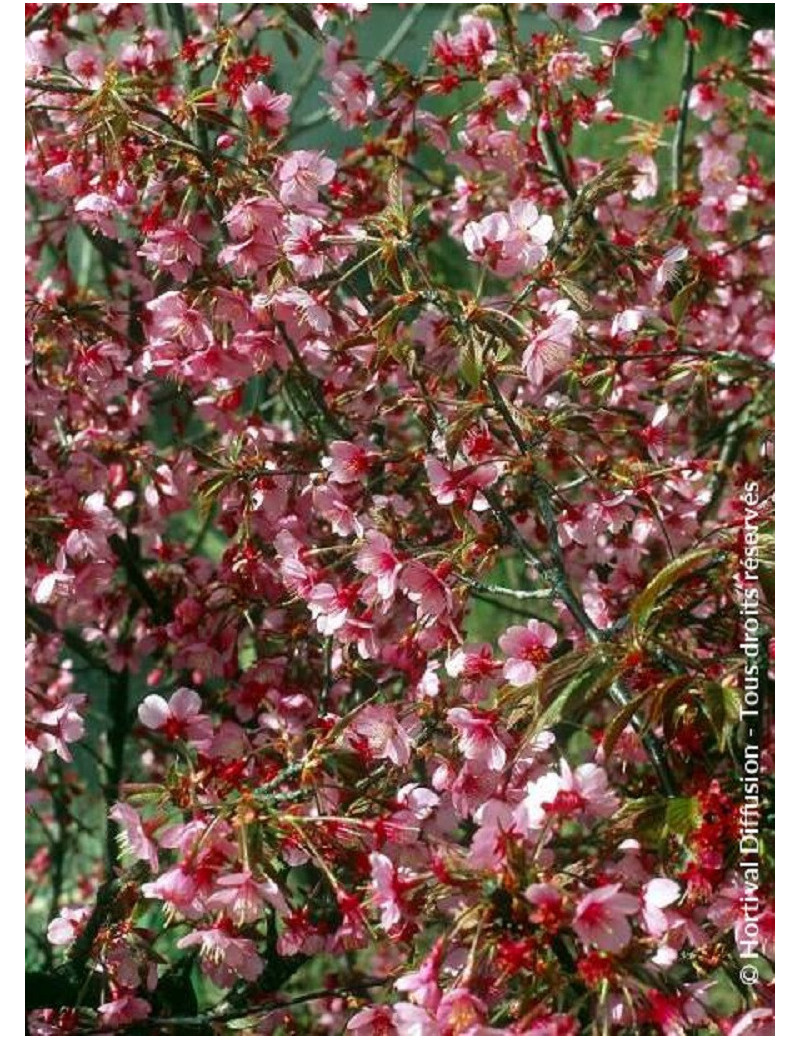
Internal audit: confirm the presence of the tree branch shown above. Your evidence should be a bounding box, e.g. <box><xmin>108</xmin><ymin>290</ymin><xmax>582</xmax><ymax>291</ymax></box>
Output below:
<box><xmin>671</xmin><ymin>25</ymin><xmax>695</xmax><ymax>194</ymax></box>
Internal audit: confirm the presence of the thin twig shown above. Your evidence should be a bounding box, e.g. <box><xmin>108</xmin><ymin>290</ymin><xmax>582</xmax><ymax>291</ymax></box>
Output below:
<box><xmin>104</xmin><ymin>666</ymin><xmax>130</xmax><ymax>872</ymax></box>
<box><xmin>151</xmin><ymin>976</ymin><xmax>389</xmax><ymax>1027</ymax></box>
<box><xmin>671</xmin><ymin>26</ymin><xmax>695</xmax><ymax>194</ymax></box>
<box><xmin>26</xmin><ymin>603</ymin><xmax>108</xmax><ymax>673</ymax></box>
<box><xmin>457</xmin><ymin>573</ymin><xmax>555</xmax><ymax>600</ymax></box>
<box><xmin>484</xmin><ymin>378</ymin><xmax>677</xmax><ymax>794</ymax></box>
<box><xmin>276</xmin><ymin>319</ymin><xmax>351</xmax><ymax>440</ymax></box>
<box><xmin>108</xmin><ymin>534</ymin><xmax>168</xmax><ymax>623</ymax></box>
<box><xmin>367</xmin><ymin>3</ymin><xmax>426</xmax><ymax>76</ymax></box>
<box><xmin>291</xmin><ymin>4</ymin><xmax>426</xmax><ymax>136</ymax></box>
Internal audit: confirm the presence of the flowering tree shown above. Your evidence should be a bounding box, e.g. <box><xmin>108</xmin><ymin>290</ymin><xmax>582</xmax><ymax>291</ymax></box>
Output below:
<box><xmin>25</xmin><ymin>3</ymin><xmax>774</xmax><ymax>1035</ymax></box>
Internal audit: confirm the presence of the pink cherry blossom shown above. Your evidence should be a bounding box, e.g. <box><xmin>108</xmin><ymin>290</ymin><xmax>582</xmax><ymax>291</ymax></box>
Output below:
<box><xmin>33</xmin><ymin>694</ymin><xmax>87</xmax><ymax>763</ymax></box>
<box><xmin>517</xmin><ymin>760</ymin><xmax>619</xmax><ymax>832</ymax></box>
<box><xmin>308</xmin><ymin>581</ymin><xmax>357</xmax><ymax>635</ymax></box>
<box><xmin>573</xmin><ymin>884</ymin><xmax>640</xmax><ymax>952</ymax></box>
<box><xmin>395</xmin><ymin>939</ymin><xmax>443</xmax><ymax>1010</ymax></box>
<box><xmin>65</xmin><ymin>45</ymin><xmax>104</xmax><ymax>86</ymax></box>
<box><xmin>436</xmin><ymin>989</ymin><xmax>488</xmax><ymax>1035</ymax></box>
<box><xmin>355</xmin><ymin>531</ymin><xmax>403</xmax><ymax>601</ymax></box>
<box><xmin>447</xmin><ymin>707</ymin><xmax>507</xmax><ymax>770</ymax></box>
<box><xmin>346</xmin><ymin>1005</ymin><xmax>397</xmax><ymax>1035</ymax></box>
<box><xmin>206</xmin><ymin>870</ymin><xmax>289</xmax><ymax>923</ymax></box>
<box><xmin>138</xmin><ymin>687</ymin><xmax>213</xmax><ymax>746</ymax></box>
<box><xmin>109</xmin><ymin>803</ymin><xmax>159</xmax><ymax>871</ymax></box>
<box><xmin>325</xmin><ymin>440</ymin><xmax>377</xmax><ymax>484</ymax></box>
<box><xmin>176</xmin><ymin>926</ymin><xmax>264</xmax><ymax>986</ymax></box>
<box><xmin>139</xmin><ymin>221</ymin><xmax>203</xmax><ymax>281</ymax></box>
<box><xmin>442</xmin><ymin>14</ymin><xmax>498</xmax><ymax>70</ymax></box>
<box><xmin>74</xmin><ymin>192</ymin><xmax>123</xmax><ymax>238</ymax></box>
<box><xmin>278</xmin><ymin>149</ymin><xmax>337</xmax><ymax>208</ymax></box>
<box><xmin>399</xmin><ymin>561</ymin><xmax>452</xmax><ymax>622</ymax></box>
<box><xmin>47</xmin><ymin>906</ymin><xmax>90</xmax><ymax>947</ymax></box>
<box><xmin>142</xmin><ymin>865</ymin><xmax>200</xmax><ymax>917</ymax></box>
<box><xmin>325</xmin><ymin>64</ymin><xmax>376</xmax><ymax>128</ymax></box>
<box><xmin>425</xmin><ymin>456</ymin><xmax>497</xmax><ymax>511</ymax></box>
<box><xmin>525</xmin><ymin>882</ymin><xmax>565</xmax><ymax>927</ymax></box>
<box><xmin>642</xmin><ymin>877</ymin><xmax>681</xmax><ymax>938</ymax></box>
<box><xmin>631</xmin><ymin>153</ymin><xmax>659</xmax><ymax>200</ymax></box>
<box><xmin>547</xmin><ymin>3</ymin><xmax>602</xmax><ymax>32</ymax></box>
<box><xmin>369</xmin><ymin>852</ymin><xmax>414</xmax><ymax>932</ymax></box>
<box><xmin>548</xmin><ymin>48</ymin><xmax>591</xmax><ymax>85</ymax></box>
<box><xmin>463</xmin><ymin>200</ymin><xmax>553</xmax><ymax>276</ymax></box>
<box><xmin>445</xmin><ymin>642</ymin><xmax>501</xmax><ymax>701</ymax></box>
<box><xmin>522</xmin><ymin>300</ymin><xmax>579</xmax><ymax>389</ymax></box>
<box><xmin>99</xmin><ymin>997</ymin><xmax>151</xmax><ymax>1029</ymax></box>
<box><xmin>499</xmin><ymin>619</ymin><xmax>558</xmax><ymax>686</ymax></box>
<box><xmin>42</xmin><ymin>160</ymin><xmax>81</xmax><ymax>199</ymax></box>
<box><xmin>642</xmin><ymin>401</ymin><xmax>671</xmax><ymax>460</ymax></box>
<box><xmin>284</xmin><ymin>214</ymin><xmax>326</xmax><ymax>278</ymax></box>
<box><xmin>347</xmin><ymin>704</ymin><xmax>412</xmax><ymax>766</ymax></box>
<box><xmin>653</xmin><ymin>244</ymin><xmax>689</xmax><ymax>293</ymax></box>
<box><xmin>242</xmin><ymin>82</ymin><xmax>291</xmax><ymax>131</ymax></box>
<box><xmin>486</xmin><ymin>74</ymin><xmax>531</xmax><ymax>124</ymax></box>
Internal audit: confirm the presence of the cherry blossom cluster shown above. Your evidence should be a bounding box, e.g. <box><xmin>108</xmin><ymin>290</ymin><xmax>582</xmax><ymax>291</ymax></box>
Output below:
<box><xmin>26</xmin><ymin>3</ymin><xmax>774</xmax><ymax>1035</ymax></box>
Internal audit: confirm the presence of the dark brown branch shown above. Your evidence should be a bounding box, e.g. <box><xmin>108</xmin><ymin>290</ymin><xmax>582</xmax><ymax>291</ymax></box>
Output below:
<box><xmin>150</xmin><ymin>976</ymin><xmax>389</xmax><ymax>1028</ymax></box>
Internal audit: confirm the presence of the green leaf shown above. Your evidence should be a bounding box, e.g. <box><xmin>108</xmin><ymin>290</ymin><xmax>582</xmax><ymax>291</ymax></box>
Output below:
<box><xmin>607</xmin><ymin>795</ymin><xmax>666</xmax><ymax>843</ymax></box>
<box><xmin>67</xmin><ymin>227</ymin><xmax>97</xmax><ymax>290</ymax></box>
<box><xmin>644</xmin><ymin>676</ymin><xmax>691</xmax><ymax>740</ymax></box>
<box><xmin>629</xmin><ymin>547</ymin><xmax>723</xmax><ymax>638</ymax></box>
<box><xmin>702</xmin><ymin>682</ymin><xmax>741</xmax><ymax>748</ymax></box>
<box><xmin>472</xmin><ymin>310</ymin><xmax>524</xmax><ymax>350</ymax></box>
<box><xmin>386</xmin><ymin>160</ymin><xmax>404</xmax><ymax>221</ymax></box>
<box><xmin>670</xmin><ymin>280</ymin><xmax>697</xmax><ymax>325</ymax></box>
<box><xmin>281</xmin><ymin>4</ymin><xmax>325</xmax><ymax>40</ymax></box>
<box><xmin>521</xmin><ymin>653</ymin><xmax>620</xmax><ymax>743</ymax></box>
<box><xmin>602</xmin><ymin>688</ymin><xmax>651</xmax><ymax>759</ymax></box>
<box><xmin>665</xmin><ymin>796</ymin><xmax>701</xmax><ymax>836</ymax></box>
<box><xmin>190</xmin><ymin>446</ymin><xmax>226</xmax><ymax>471</ymax></box>
<box><xmin>554</xmin><ymin>275</ymin><xmax>594</xmax><ymax>316</ymax></box>
<box><xmin>458</xmin><ymin>339</ymin><xmax>484</xmax><ymax>389</ymax></box>
<box><xmin>505</xmin><ymin>647</ymin><xmax>597</xmax><ymax>727</ymax></box>
<box><xmin>282</xmin><ymin>28</ymin><xmax>300</xmax><ymax>58</ymax></box>
<box><xmin>165</xmin><ymin>3</ymin><xmax>189</xmax><ymax>40</ymax></box>
<box><xmin>197</xmin><ymin>473</ymin><xmax>233</xmax><ymax>517</ymax></box>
